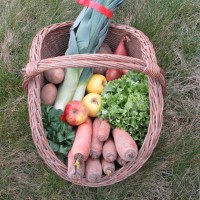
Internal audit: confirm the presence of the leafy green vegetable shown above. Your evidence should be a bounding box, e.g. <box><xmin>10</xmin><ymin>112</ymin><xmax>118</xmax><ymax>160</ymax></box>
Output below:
<box><xmin>98</xmin><ymin>71</ymin><xmax>150</xmax><ymax>145</ymax></box>
<box><xmin>41</xmin><ymin>102</ymin><xmax>75</xmax><ymax>163</ymax></box>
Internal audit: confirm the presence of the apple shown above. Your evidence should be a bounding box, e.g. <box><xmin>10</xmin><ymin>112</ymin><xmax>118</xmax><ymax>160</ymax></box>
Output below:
<box><xmin>82</xmin><ymin>93</ymin><xmax>102</xmax><ymax>117</ymax></box>
<box><xmin>121</xmin><ymin>69</ymin><xmax>129</xmax><ymax>74</ymax></box>
<box><xmin>105</xmin><ymin>68</ymin><xmax>123</xmax><ymax>82</ymax></box>
<box><xmin>62</xmin><ymin>100</ymin><xmax>88</xmax><ymax>126</ymax></box>
<box><xmin>86</xmin><ymin>74</ymin><xmax>107</xmax><ymax>94</ymax></box>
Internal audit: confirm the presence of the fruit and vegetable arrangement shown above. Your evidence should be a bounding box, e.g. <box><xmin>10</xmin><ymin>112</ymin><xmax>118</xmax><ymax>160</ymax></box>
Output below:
<box><xmin>39</xmin><ymin>0</ymin><xmax>150</xmax><ymax>183</ymax></box>
<box><xmin>41</xmin><ymin>39</ymin><xmax>149</xmax><ymax>183</ymax></box>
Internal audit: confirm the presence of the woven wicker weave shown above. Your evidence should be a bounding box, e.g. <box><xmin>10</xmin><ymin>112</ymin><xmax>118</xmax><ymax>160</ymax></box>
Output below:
<box><xmin>22</xmin><ymin>21</ymin><xmax>165</xmax><ymax>187</ymax></box>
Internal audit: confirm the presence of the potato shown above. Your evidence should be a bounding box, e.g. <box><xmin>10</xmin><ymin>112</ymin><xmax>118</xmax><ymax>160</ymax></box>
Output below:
<box><xmin>41</xmin><ymin>83</ymin><xmax>57</xmax><ymax>105</ymax></box>
<box><xmin>44</xmin><ymin>68</ymin><xmax>65</xmax><ymax>84</ymax></box>
<box><xmin>97</xmin><ymin>43</ymin><xmax>113</xmax><ymax>54</ymax></box>
<box><xmin>94</xmin><ymin>43</ymin><xmax>113</xmax><ymax>75</ymax></box>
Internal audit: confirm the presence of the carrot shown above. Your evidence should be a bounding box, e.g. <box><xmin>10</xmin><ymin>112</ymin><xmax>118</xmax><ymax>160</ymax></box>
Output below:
<box><xmin>112</xmin><ymin>128</ymin><xmax>138</xmax><ymax>162</ymax></box>
<box><xmin>102</xmin><ymin>137</ymin><xmax>117</xmax><ymax>162</ymax></box>
<box><xmin>71</xmin><ymin>118</ymin><xmax>93</xmax><ymax>165</ymax></box>
<box><xmin>67</xmin><ymin>150</ymin><xmax>85</xmax><ymax>181</ymax></box>
<box><xmin>98</xmin><ymin>119</ymin><xmax>111</xmax><ymax>142</ymax></box>
<box><xmin>116</xmin><ymin>155</ymin><xmax>127</xmax><ymax>166</ymax></box>
<box><xmin>90</xmin><ymin>118</ymin><xmax>104</xmax><ymax>159</ymax></box>
<box><xmin>85</xmin><ymin>157</ymin><xmax>102</xmax><ymax>183</ymax></box>
<box><xmin>101</xmin><ymin>157</ymin><xmax>115</xmax><ymax>176</ymax></box>
<box><xmin>85</xmin><ymin>117</ymin><xmax>92</xmax><ymax>127</ymax></box>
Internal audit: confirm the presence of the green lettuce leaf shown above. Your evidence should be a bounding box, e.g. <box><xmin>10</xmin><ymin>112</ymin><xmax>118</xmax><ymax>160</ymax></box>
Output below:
<box><xmin>98</xmin><ymin>71</ymin><xmax>150</xmax><ymax>145</ymax></box>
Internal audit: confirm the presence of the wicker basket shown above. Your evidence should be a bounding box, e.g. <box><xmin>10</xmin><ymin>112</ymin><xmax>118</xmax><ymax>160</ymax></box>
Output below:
<box><xmin>22</xmin><ymin>21</ymin><xmax>166</xmax><ymax>187</ymax></box>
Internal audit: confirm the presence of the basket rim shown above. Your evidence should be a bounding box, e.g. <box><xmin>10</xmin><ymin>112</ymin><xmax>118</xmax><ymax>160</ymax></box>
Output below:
<box><xmin>25</xmin><ymin>21</ymin><xmax>165</xmax><ymax>187</ymax></box>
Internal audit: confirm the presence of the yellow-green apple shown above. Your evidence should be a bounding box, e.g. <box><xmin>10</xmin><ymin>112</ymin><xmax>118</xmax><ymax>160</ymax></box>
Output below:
<box><xmin>82</xmin><ymin>93</ymin><xmax>102</xmax><ymax>117</ymax></box>
<box><xmin>62</xmin><ymin>100</ymin><xmax>88</xmax><ymax>126</ymax></box>
<box><xmin>86</xmin><ymin>74</ymin><xmax>107</xmax><ymax>94</ymax></box>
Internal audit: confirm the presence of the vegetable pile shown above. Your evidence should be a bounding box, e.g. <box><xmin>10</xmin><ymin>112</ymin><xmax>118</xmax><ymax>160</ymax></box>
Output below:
<box><xmin>67</xmin><ymin>117</ymin><xmax>139</xmax><ymax>182</ymax></box>
<box><xmin>39</xmin><ymin>0</ymin><xmax>151</xmax><ymax>183</ymax></box>
<box><xmin>40</xmin><ymin>38</ymin><xmax>149</xmax><ymax>183</ymax></box>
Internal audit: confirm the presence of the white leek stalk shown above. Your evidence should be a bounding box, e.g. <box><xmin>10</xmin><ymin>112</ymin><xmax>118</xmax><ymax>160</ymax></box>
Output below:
<box><xmin>72</xmin><ymin>68</ymin><xmax>93</xmax><ymax>101</ymax></box>
<box><xmin>54</xmin><ymin>68</ymin><xmax>82</xmax><ymax>111</ymax></box>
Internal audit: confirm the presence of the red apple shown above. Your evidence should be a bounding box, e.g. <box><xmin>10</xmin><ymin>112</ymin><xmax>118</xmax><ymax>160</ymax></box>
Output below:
<box><xmin>105</xmin><ymin>68</ymin><xmax>124</xmax><ymax>82</ymax></box>
<box><xmin>62</xmin><ymin>100</ymin><xmax>88</xmax><ymax>126</ymax></box>
<box><xmin>121</xmin><ymin>69</ymin><xmax>129</xmax><ymax>74</ymax></box>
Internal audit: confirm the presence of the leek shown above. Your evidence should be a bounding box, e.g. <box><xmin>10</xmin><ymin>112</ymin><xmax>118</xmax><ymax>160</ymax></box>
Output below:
<box><xmin>72</xmin><ymin>67</ymin><xmax>93</xmax><ymax>101</ymax></box>
<box><xmin>54</xmin><ymin>0</ymin><xmax>124</xmax><ymax>111</ymax></box>
<box><xmin>54</xmin><ymin>68</ymin><xmax>83</xmax><ymax>110</ymax></box>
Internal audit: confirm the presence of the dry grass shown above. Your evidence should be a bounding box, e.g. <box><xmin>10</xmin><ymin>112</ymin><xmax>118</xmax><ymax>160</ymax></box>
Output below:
<box><xmin>0</xmin><ymin>0</ymin><xmax>200</xmax><ymax>199</ymax></box>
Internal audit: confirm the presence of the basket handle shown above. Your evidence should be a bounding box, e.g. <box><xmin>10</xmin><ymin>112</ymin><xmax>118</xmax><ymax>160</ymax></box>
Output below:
<box><xmin>22</xmin><ymin>54</ymin><xmax>166</xmax><ymax>95</ymax></box>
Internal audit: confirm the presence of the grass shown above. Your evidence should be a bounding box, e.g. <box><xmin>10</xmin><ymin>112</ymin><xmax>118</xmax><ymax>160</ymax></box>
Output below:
<box><xmin>0</xmin><ymin>0</ymin><xmax>200</xmax><ymax>199</ymax></box>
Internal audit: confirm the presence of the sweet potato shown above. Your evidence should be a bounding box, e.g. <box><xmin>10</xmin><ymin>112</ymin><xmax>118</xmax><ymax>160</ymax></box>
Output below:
<box><xmin>114</xmin><ymin>36</ymin><xmax>128</xmax><ymax>56</ymax></box>
<box><xmin>40</xmin><ymin>83</ymin><xmax>57</xmax><ymax>105</ymax></box>
<box><xmin>111</xmin><ymin>36</ymin><xmax>129</xmax><ymax>76</ymax></box>
<box><xmin>85</xmin><ymin>157</ymin><xmax>102</xmax><ymax>183</ymax></box>
<box><xmin>112</xmin><ymin>128</ymin><xmax>138</xmax><ymax>162</ymax></box>
<box><xmin>44</xmin><ymin>68</ymin><xmax>65</xmax><ymax>84</ymax></box>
